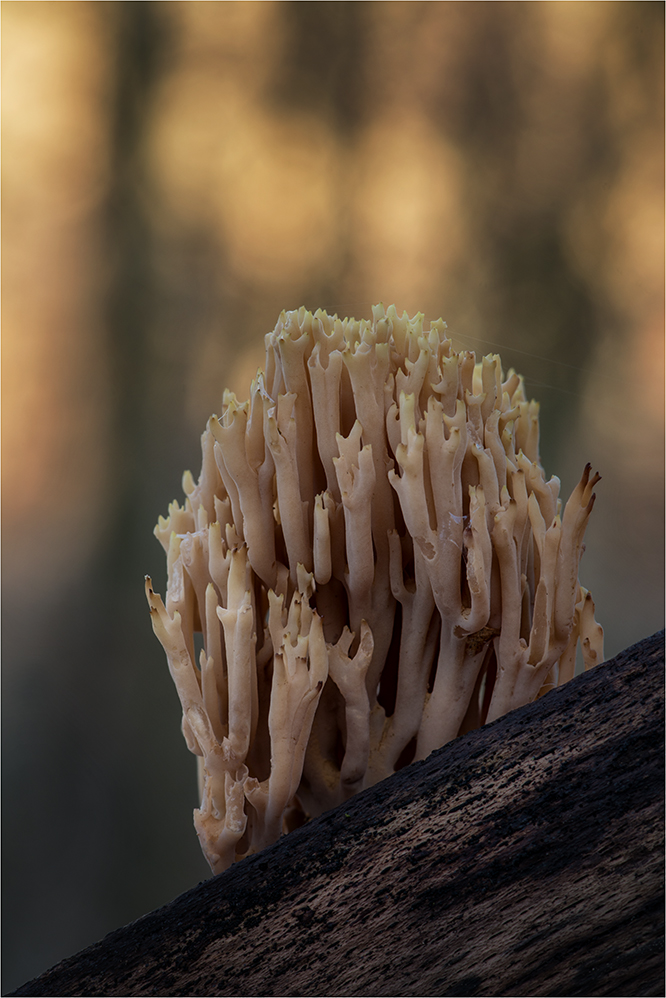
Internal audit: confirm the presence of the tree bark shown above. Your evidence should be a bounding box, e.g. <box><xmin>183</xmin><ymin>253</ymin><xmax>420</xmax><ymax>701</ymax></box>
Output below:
<box><xmin>11</xmin><ymin>631</ymin><xmax>664</xmax><ymax>998</ymax></box>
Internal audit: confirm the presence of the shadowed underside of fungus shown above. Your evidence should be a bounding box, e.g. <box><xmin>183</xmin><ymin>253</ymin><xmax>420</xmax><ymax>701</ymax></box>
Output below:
<box><xmin>146</xmin><ymin>304</ymin><xmax>603</xmax><ymax>874</ymax></box>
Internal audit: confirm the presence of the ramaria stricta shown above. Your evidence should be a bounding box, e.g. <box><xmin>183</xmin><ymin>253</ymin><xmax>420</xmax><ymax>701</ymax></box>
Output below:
<box><xmin>146</xmin><ymin>305</ymin><xmax>604</xmax><ymax>874</ymax></box>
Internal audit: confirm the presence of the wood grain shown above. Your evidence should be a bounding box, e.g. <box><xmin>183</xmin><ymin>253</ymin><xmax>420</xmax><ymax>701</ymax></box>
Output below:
<box><xmin>11</xmin><ymin>630</ymin><xmax>664</xmax><ymax>998</ymax></box>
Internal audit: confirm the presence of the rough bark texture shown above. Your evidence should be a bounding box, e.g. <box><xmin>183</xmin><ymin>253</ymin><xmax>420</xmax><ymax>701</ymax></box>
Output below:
<box><xmin>11</xmin><ymin>631</ymin><xmax>664</xmax><ymax>998</ymax></box>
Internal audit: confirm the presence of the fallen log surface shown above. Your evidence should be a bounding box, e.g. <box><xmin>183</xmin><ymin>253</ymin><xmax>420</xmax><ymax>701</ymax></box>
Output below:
<box><xmin>11</xmin><ymin>630</ymin><xmax>664</xmax><ymax>998</ymax></box>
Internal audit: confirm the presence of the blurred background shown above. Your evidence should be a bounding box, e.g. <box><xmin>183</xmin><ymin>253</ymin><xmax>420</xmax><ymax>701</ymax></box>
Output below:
<box><xmin>2</xmin><ymin>1</ymin><xmax>663</xmax><ymax>990</ymax></box>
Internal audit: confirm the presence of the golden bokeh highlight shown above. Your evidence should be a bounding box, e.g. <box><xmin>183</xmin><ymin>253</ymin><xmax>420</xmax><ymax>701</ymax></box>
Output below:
<box><xmin>2</xmin><ymin>1</ymin><xmax>111</xmax><ymax>592</ymax></box>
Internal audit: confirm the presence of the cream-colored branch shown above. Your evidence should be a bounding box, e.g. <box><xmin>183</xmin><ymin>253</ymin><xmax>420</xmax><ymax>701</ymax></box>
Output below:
<box><xmin>327</xmin><ymin>622</ymin><xmax>374</xmax><ymax>793</ymax></box>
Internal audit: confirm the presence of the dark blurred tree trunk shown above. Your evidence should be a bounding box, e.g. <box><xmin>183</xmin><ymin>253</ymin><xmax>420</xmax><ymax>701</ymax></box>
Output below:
<box><xmin>87</xmin><ymin>0</ymin><xmax>211</xmax><ymax>924</ymax></box>
<box><xmin>101</xmin><ymin>0</ymin><xmax>166</xmax><ymax>556</ymax></box>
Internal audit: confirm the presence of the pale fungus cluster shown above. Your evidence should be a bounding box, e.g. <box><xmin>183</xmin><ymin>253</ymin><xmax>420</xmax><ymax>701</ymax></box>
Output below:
<box><xmin>146</xmin><ymin>304</ymin><xmax>604</xmax><ymax>874</ymax></box>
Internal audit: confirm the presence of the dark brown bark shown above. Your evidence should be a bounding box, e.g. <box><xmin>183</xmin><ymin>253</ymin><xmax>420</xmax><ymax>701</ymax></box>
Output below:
<box><xmin>11</xmin><ymin>631</ymin><xmax>664</xmax><ymax>998</ymax></box>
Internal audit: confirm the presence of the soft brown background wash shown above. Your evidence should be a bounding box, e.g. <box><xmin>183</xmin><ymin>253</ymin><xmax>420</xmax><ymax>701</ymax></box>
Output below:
<box><xmin>2</xmin><ymin>1</ymin><xmax>663</xmax><ymax>991</ymax></box>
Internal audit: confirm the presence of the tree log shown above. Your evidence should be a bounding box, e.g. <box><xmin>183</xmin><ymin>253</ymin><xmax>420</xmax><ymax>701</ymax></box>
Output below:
<box><xmin>11</xmin><ymin>631</ymin><xmax>664</xmax><ymax>998</ymax></box>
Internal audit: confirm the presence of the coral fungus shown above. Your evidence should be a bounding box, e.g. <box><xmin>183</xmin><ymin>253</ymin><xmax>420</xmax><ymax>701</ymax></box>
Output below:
<box><xmin>146</xmin><ymin>305</ymin><xmax>603</xmax><ymax>873</ymax></box>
